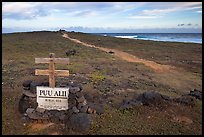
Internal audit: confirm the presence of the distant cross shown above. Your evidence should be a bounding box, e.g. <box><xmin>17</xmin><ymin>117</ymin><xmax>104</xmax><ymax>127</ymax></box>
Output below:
<box><xmin>35</xmin><ymin>53</ymin><xmax>69</xmax><ymax>88</ymax></box>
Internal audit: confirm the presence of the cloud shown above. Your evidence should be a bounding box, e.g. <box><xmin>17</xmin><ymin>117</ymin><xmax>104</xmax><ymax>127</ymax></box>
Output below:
<box><xmin>186</xmin><ymin>6</ymin><xmax>202</xmax><ymax>10</ymax></box>
<box><xmin>72</xmin><ymin>10</ymin><xmax>98</xmax><ymax>17</ymax></box>
<box><xmin>2</xmin><ymin>2</ymin><xmax>48</xmax><ymax>19</ymax></box>
<box><xmin>142</xmin><ymin>8</ymin><xmax>175</xmax><ymax>15</ymax></box>
<box><xmin>129</xmin><ymin>15</ymin><xmax>159</xmax><ymax>19</ymax></box>
<box><xmin>178</xmin><ymin>24</ymin><xmax>185</xmax><ymax>26</ymax></box>
<box><xmin>177</xmin><ymin>23</ymin><xmax>199</xmax><ymax>27</ymax></box>
<box><xmin>2</xmin><ymin>2</ymin><xmax>127</xmax><ymax>20</ymax></box>
<box><xmin>129</xmin><ymin>2</ymin><xmax>202</xmax><ymax>19</ymax></box>
<box><xmin>196</xmin><ymin>11</ymin><xmax>202</xmax><ymax>13</ymax></box>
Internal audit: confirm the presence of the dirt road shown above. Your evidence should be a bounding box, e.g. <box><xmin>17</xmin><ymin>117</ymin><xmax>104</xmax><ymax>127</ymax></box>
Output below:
<box><xmin>62</xmin><ymin>33</ymin><xmax>173</xmax><ymax>73</ymax></box>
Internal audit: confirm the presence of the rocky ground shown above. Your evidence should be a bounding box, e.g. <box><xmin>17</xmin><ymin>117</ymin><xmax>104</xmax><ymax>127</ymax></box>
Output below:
<box><xmin>2</xmin><ymin>31</ymin><xmax>202</xmax><ymax>135</ymax></box>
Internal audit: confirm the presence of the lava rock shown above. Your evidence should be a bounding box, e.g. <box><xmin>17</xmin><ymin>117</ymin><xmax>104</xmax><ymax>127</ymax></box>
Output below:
<box><xmin>68</xmin><ymin>99</ymin><xmax>77</xmax><ymax>108</ymax></box>
<box><xmin>65</xmin><ymin>113</ymin><xmax>92</xmax><ymax>133</ymax></box>
<box><xmin>79</xmin><ymin>105</ymin><xmax>89</xmax><ymax>113</ymax></box>
<box><xmin>77</xmin><ymin>100</ymin><xmax>88</xmax><ymax>109</ymax></box>
<box><xmin>188</xmin><ymin>89</ymin><xmax>202</xmax><ymax>100</ymax></box>
<box><xmin>174</xmin><ymin>95</ymin><xmax>195</xmax><ymax>106</ymax></box>
<box><xmin>36</xmin><ymin>107</ymin><xmax>45</xmax><ymax>113</ymax></box>
<box><xmin>21</xmin><ymin>116</ymin><xmax>30</xmax><ymax>123</ymax></box>
<box><xmin>69</xmin><ymin>87</ymin><xmax>81</xmax><ymax>94</ymax></box>
<box><xmin>42</xmin><ymin>82</ymin><xmax>49</xmax><ymax>87</ymax></box>
<box><xmin>87</xmin><ymin>102</ymin><xmax>104</xmax><ymax>114</ymax></box>
<box><xmin>59</xmin><ymin>113</ymin><xmax>66</xmax><ymax>121</ymax></box>
<box><xmin>22</xmin><ymin>80</ymin><xmax>32</xmax><ymax>88</ymax></box>
<box><xmin>137</xmin><ymin>91</ymin><xmax>164</xmax><ymax>105</ymax></box>
<box><xmin>108</xmin><ymin>51</ymin><xmax>114</xmax><ymax>54</ymax></box>
<box><xmin>50</xmin><ymin>110</ymin><xmax>60</xmax><ymax>116</ymax></box>
<box><xmin>23</xmin><ymin>90</ymin><xmax>36</xmax><ymax>98</ymax></box>
<box><xmin>18</xmin><ymin>95</ymin><xmax>30</xmax><ymax>114</ymax></box>
<box><xmin>69</xmin><ymin>93</ymin><xmax>77</xmax><ymax>99</ymax></box>
<box><xmin>66</xmin><ymin>49</ymin><xmax>76</xmax><ymax>56</ymax></box>
<box><xmin>84</xmin><ymin>94</ymin><xmax>94</xmax><ymax>102</ymax></box>
<box><xmin>30</xmin><ymin>82</ymin><xmax>44</xmax><ymax>93</ymax></box>
<box><xmin>72</xmin><ymin>106</ymin><xmax>79</xmax><ymax>113</ymax></box>
<box><xmin>76</xmin><ymin>92</ymin><xmax>84</xmax><ymax>98</ymax></box>
<box><xmin>26</xmin><ymin>108</ymin><xmax>35</xmax><ymax>114</ymax></box>
<box><xmin>87</xmin><ymin>107</ymin><xmax>96</xmax><ymax>114</ymax></box>
<box><xmin>76</xmin><ymin>96</ymin><xmax>86</xmax><ymax>103</ymax></box>
<box><xmin>119</xmin><ymin>99</ymin><xmax>142</xmax><ymax>110</ymax></box>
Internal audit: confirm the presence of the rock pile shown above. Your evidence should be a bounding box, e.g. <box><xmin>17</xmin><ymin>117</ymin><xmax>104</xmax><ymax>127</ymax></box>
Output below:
<box><xmin>65</xmin><ymin>49</ymin><xmax>76</xmax><ymax>56</ymax></box>
<box><xmin>19</xmin><ymin>80</ymin><xmax>104</xmax><ymax>132</ymax></box>
<box><xmin>188</xmin><ymin>89</ymin><xmax>202</xmax><ymax>100</ymax></box>
<box><xmin>119</xmin><ymin>90</ymin><xmax>202</xmax><ymax>110</ymax></box>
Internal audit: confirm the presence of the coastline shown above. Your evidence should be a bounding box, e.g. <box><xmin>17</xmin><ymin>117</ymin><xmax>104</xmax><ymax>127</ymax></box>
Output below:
<box><xmin>91</xmin><ymin>33</ymin><xmax>202</xmax><ymax>44</ymax></box>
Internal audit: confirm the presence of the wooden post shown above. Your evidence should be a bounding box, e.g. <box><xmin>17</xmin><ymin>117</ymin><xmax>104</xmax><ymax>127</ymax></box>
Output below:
<box><xmin>49</xmin><ymin>53</ymin><xmax>55</xmax><ymax>88</ymax></box>
<box><xmin>35</xmin><ymin>53</ymin><xmax>70</xmax><ymax>88</ymax></box>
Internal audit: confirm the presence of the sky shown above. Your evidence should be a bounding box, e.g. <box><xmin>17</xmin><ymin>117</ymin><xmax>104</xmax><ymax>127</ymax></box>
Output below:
<box><xmin>2</xmin><ymin>2</ymin><xmax>202</xmax><ymax>33</ymax></box>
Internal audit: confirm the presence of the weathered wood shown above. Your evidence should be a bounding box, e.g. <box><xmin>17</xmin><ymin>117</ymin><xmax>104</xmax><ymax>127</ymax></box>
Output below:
<box><xmin>35</xmin><ymin>53</ymin><xmax>69</xmax><ymax>88</ymax></box>
<box><xmin>49</xmin><ymin>56</ymin><xmax>55</xmax><ymax>88</ymax></box>
<box><xmin>35</xmin><ymin>70</ymin><xmax>69</xmax><ymax>76</ymax></box>
<box><xmin>35</xmin><ymin>58</ymin><xmax>69</xmax><ymax>64</ymax></box>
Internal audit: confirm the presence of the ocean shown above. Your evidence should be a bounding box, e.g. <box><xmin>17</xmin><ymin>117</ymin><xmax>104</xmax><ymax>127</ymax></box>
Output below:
<box><xmin>92</xmin><ymin>33</ymin><xmax>202</xmax><ymax>44</ymax></box>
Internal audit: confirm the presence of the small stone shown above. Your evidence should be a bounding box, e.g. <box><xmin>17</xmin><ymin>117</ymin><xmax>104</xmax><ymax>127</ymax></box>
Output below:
<box><xmin>69</xmin><ymin>93</ymin><xmax>76</xmax><ymax>99</ymax></box>
<box><xmin>23</xmin><ymin>90</ymin><xmax>36</xmax><ymax>98</ymax></box>
<box><xmin>76</xmin><ymin>92</ymin><xmax>83</xmax><ymax>98</ymax></box>
<box><xmin>27</xmin><ymin>111</ymin><xmax>42</xmax><ymax>119</ymax></box>
<box><xmin>77</xmin><ymin>100</ymin><xmax>87</xmax><ymax>109</ymax></box>
<box><xmin>87</xmin><ymin>107</ymin><xmax>94</xmax><ymax>114</ymax></box>
<box><xmin>21</xmin><ymin>116</ymin><xmax>30</xmax><ymax>123</ymax></box>
<box><xmin>93</xmin><ymin>109</ymin><xmax>96</xmax><ymax>114</ymax></box>
<box><xmin>30</xmin><ymin>82</ymin><xmax>44</xmax><ymax>93</ymax></box>
<box><xmin>18</xmin><ymin>95</ymin><xmax>30</xmax><ymax>114</ymax></box>
<box><xmin>59</xmin><ymin>84</ymin><xmax>67</xmax><ymax>87</ymax></box>
<box><xmin>72</xmin><ymin>106</ymin><xmax>79</xmax><ymax>113</ymax></box>
<box><xmin>189</xmin><ymin>89</ymin><xmax>202</xmax><ymax>100</ymax></box>
<box><xmin>22</xmin><ymin>80</ymin><xmax>32</xmax><ymax>87</ymax></box>
<box><xmin>79</xmin><ymin>105</ymin><xmax>89</xmax><ymax>113</ymax></box>
<box><xmin>76</xmin><ymin>96</ymin><xmax>86</xmax><ymax>103</ymax></box>
<box><xmin>42</xmin><ymin>82</ymin><xmax>49</xmax><ymax>86</ymax></box>
<box><xmin>59</xmin><ymin>114</ymin><xmax>66</xmax><ymax>121</ymax></box>
<box><xmin>26</xmin><ymin>108</ymin><xmax>35</xmax><ymax>114</ymax></box>
<box><xmin>55</xmin><ymin>111</ymin><xmax>62</xmax><ymax>117</ymax></box>
<box><xmin>36</xmin><ymin>107</ymin><xmax>45</xmax><ymax>113</ymax></box>
<box><xmin>23</xmin><ymin>87</ymin><xmax>30</xmax><ymax>90</ymax></box>
<box><xmin>108</xmin><ymin>51</ymin><xmax>114</xmax><ymax>54</ymax></box>
<box><xmin>174</xmin><ymin>95</ymin><xmax>195</xmax><ymax>106</ymax></box>
<box><xmin>69</xmin><ymin>87</ymin><xmax>81</xmax><ymax>94</ymax></box>
<box><xmin>50</xmin><ymin>110</ymin><xmax>59</xmax><ymax>115</ymax></box>
<box><xmin>88</xmin><ymin>102</ymin><xmax>104</xmax><ymax>115</ymax></box>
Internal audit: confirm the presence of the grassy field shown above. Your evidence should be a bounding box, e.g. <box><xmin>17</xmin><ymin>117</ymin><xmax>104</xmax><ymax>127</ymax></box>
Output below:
<box><xmin>2</xmin><ymin>31</ymin><xmax>202</xmax><ymax>135</ymax></box>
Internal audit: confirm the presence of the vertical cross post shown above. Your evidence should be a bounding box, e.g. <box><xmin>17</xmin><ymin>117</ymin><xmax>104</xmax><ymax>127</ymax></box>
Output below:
<box><xmin>49</xmin><ymin>53</ymin><xmax>55</xmax><ymax>88</ymax></box>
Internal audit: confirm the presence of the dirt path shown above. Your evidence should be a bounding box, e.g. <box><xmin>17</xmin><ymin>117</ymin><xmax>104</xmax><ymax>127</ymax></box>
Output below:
<box><xmin>62</xmin><ymin>33</ymin><xmax>173</xmax><ymax>73</ymax></box>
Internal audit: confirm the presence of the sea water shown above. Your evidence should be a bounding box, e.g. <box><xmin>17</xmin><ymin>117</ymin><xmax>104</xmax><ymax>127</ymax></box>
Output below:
<box><xmin>93</xmin><ymin>33</ymin><xmax>202</xmax><ymax>44</ymax></box>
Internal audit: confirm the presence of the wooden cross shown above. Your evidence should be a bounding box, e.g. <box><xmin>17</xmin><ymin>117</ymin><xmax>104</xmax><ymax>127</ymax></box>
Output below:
<box><xmin>35</xmin><ymin>53</ymin><xmax>69</xmax><ymax>88</ymax></box>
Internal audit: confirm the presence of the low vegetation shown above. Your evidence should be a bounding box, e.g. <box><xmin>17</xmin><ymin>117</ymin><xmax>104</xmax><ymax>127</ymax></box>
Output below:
<box><xmin>2</xmin><ymin>31</ymin><xmax>202</xmax><ymax>135</ymax></box>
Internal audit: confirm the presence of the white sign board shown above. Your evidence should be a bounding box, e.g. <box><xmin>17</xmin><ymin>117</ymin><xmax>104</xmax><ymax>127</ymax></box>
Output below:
<box><xmin>37</xmin><ymin>86</ymin><xmax>69</xmax><ymax>110</ymax></box>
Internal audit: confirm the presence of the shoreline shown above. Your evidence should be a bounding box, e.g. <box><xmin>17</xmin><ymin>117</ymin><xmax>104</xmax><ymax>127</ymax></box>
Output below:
<box><xmin>2</xmin><ymin>31</ymin><xmax>202</xmax><ymax>44</ymax></box>
<box><xmin>91</xmin><ymin>33</ymin><xmax>202</xmax><ymax>44</ymax></box>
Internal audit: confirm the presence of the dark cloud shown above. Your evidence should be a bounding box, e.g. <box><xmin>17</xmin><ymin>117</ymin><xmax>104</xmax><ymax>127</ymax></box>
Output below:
<box><xmin>178</xmin><ymin>23</ymin><xmax>198</xmax><ymax>27</ymax></box>
<box><xmin>178</xmin><ymin>24</ymin><xmax>185</xmax><ymax>26</ymax></box>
